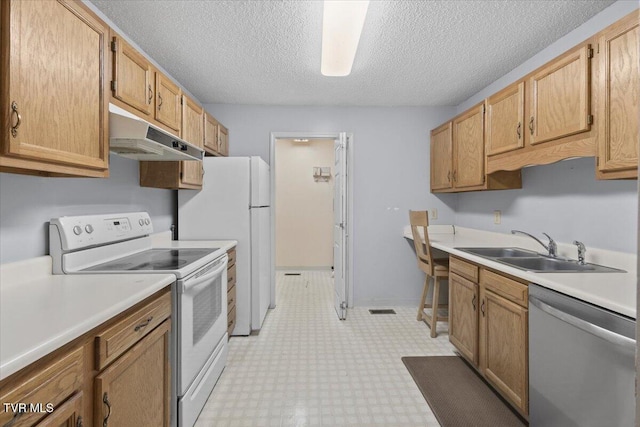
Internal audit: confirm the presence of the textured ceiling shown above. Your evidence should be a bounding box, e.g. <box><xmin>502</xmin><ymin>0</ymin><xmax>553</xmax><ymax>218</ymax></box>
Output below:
<box><xmin>90</xmin><ymin>0</ymin><xmax>614</xmax><ymax>106</ymax></box>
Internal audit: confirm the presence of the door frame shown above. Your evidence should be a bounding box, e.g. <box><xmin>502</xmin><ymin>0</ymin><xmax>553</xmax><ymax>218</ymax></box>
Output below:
<box><xmin>269</xmin><ymin>131</ymin><xmax>355</xmax><ymax>310</ymax></box>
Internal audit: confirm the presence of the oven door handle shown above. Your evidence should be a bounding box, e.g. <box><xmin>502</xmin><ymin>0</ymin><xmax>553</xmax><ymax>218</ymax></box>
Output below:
<box><xmin>180</xmin><ymin>258</ymin><xmax>227</xmax><ymax>294</ymax></box>
<box><xmin>530</xmin><ymin>295</ymin><xmax>635</xmax><ymax>350</ymax></box>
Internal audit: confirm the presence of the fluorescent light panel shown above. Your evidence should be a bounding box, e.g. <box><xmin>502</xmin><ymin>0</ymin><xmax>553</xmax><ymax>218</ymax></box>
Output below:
<box><xmin>321</xmin><ymin>0</ymin><xmax>370</xmax><ymax>77</ymax></box>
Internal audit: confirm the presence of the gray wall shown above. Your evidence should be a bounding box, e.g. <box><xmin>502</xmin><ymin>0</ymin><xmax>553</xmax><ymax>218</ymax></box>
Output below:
<box><xmin>454</xmin><ymin>0</ymin><xmax>639</xmax><ymax>254</ymax></box>
<box><xmin>204</xmin><ymin>104</ymin><xmax>456</xmax><ymax>306</ymax></box>
<box><xmin>0</xmin><ymin>155</ymin><xmax>175</xmax><ymax>263</ymax></box>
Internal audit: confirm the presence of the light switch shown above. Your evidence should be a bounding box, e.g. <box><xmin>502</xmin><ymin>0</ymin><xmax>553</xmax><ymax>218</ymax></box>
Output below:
<box><xmin>431</xmin><ymin>209</ymin><xmax>438</xmax><ymax>220</ymax></box>
<box><xmin>494</xmin><ymin>210</ymin><xmax>501</xmax><ymax>224</ymax></box>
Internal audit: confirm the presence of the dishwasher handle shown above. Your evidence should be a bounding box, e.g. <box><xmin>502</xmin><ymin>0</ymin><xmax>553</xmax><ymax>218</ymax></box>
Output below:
<box><xmin>529</xmin><ymin>295</ymin><xmax>635</xmax><ymax>351</ymax></box>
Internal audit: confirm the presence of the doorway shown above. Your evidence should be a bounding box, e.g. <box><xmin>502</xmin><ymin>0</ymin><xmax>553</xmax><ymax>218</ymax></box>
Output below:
<box><xmin>269</xmin><ymin>132</ymin><xmax>353</xmax><ymax>320</ymax></box>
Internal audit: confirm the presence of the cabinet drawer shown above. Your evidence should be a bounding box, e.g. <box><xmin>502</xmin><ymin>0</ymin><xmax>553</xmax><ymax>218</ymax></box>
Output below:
<box><xmin>95</xmin><ymin>291</ymin><xmax>171</xmax><ymax>370</ymax></box>
<box><xmin>0</xmin><ymin>347</ymin><xmax>84</xmax><ymax>427</ymax></box>
<box><xmin>227</xmin><ymin>306</ymin><xmax>236</xmax><ymax>336</ymax></box>
<box><xmin>450</xmin><ymin>256</ymin><xmax>479</xmax><ymax>282</ymax></box>
<box><xmin>227</xmin><ymin>263</ymin><xmax>236</xmax><ymax>291</ymax></box>
<box><xmin>481</xmin><ymin>269</ymin><xmax>528</xmax><ymax>308</ymax></box>
<box><xmin>227</xmin><ymin>249</ymin><xmax>236</xmax><ymax>268</ymax></box>
<box><xmin>227</xmin><ymin>285</ymin><xmax>236</xmax><ymax>313</ymax></box>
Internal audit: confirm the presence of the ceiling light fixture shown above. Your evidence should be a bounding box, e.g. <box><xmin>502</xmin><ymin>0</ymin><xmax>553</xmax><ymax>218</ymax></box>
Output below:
<box><xmin>321</xmin><ymin>0</ymin><xmax>370</xmax><ymax>77</ymax></box>
<box><xmin>294</xmin><ymin>139</ymin><xmax>310</xmax><ymax>143</ymax></box>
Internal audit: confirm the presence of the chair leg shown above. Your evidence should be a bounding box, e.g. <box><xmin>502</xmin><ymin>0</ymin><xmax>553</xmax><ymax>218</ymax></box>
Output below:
<box><xmin>417</xmin><ymin>274</ymin><xmax>431</xmax><ymax>321</ymax></box>
<box><xmin>431</xmin><ymin>276</ymin><xmax>441</xmax><ymax>338</ymax></box>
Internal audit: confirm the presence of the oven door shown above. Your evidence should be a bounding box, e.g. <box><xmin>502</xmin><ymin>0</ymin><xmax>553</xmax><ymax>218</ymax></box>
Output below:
<box><xmin>177</xmin><ymin>254</ymin><xmax>228</xmax><ymax>395</ymax></box>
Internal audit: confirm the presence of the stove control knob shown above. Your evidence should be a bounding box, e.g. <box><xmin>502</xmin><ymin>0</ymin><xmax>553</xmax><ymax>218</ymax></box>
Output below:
<box><xmin>73</xmin><ymin>225</ymin><xmax>82</xmax><ymax>235</ymax></box>
<box><xmin>139</xmin><ymin>219</ymin><xmax>145</xmax><ymax>226</ymax></box>
<box><xmin>85</xmin><ymin>224</ymin><xmax>94</xmax><ymax>234</ymax></box>
<box><xmin>144</xmin><ymin>218</ymin><xmax>150</xmax><ymax>225</ymax></box>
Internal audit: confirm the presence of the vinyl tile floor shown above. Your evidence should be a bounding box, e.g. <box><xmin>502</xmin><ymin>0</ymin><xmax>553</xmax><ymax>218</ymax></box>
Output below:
<box><xmin>195</xmin><ymin>270</ymin><xmax>455</xmax><ymax>427</ymax></box>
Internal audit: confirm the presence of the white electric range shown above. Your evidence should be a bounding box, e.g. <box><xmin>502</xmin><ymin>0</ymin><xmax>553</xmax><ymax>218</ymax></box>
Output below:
<box><xmin>49</xmin><ymin>212</ymin><xmax>227</xmax><ymax>427</ymax></box>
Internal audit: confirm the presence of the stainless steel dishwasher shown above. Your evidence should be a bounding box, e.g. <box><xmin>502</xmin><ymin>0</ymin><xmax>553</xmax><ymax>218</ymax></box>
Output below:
<box><xmin>529</xmin><ymin>284</ymin><xmax>636</xmax><ymax>427</ymax></box>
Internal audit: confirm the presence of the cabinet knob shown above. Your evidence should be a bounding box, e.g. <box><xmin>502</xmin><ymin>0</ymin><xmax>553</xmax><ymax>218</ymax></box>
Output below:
<box><xmin>447</xmin><ymin>171</ymin><xmax>451</xmax><ymax>182</ymax></box>
<box><xmin>158</xmin><ymin>93</ymin><xmax>163</xmax><ymax>110</ymax></box>
<box><xmin>10</xmin><ymin>101</ymin><xmax>21</xmax><ymax>138</ymax></box>
<box><xmin>517</xmin><ymin>121</ymin><xmax>522</xmax><ymax>139</ymax></box>
<box><xmin>148</xmin><ymin>85</ymin><xmax>153</xmax><ymax>105</ymax></box>
<box><xmin>472</xmin><ymin>294</ymin><xmax>477</xmax><ymax>311</ymax></box>
<box><xmin>481</xmin><ymin>299</ymin><xmax>486</xmax><ymax>317</ymax></box>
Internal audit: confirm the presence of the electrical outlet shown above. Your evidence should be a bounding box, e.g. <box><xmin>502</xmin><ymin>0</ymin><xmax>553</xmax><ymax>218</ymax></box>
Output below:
<box><xmin>431</xmin><ymin>209</ymin><xmax>438</xmax><ymax>220</ymax></box>
<box><xmin>494</xmin><ymin>210</ymin><xmax>501</xmax><ymax>225</ymax></box>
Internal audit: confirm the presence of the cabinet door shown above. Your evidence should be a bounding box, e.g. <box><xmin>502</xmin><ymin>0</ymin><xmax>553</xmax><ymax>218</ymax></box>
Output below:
<box><xmin>112</xmin><ymin>35</ymin><xmax>152</xmax><ymax>116</ymax></box>
<box><xmin>529</xmin><ymin>45</ymin><xmax>592</xmax><ymax>145</ymax></box>
<box><xmin>34</xmin><ymin>392</ymin><xmax>83</xmax><ymax>427</ymax></box>
<box><xmin>448</xmin><ymin>272</ymin><xmax>478</xmax><ymax>366</ymax></box>
<box><xmin>95</xmin><ymin>320</ymin><xmax>170</xmax><ymax>427</ymax></box>
<box><xmin>597</xmin><ymin>12</ymin><xmax>639</xmax><ymax>175</ymax></box>
<box><xmin>155</xmin><ymin>73</ymin><xmax>181</xmax><ymax>134</ymax></box>
<box><xmin>430</xmin><ymin>122</ymin><xmax>453</xmax><ymax>191</ymax></box>
<box><xmin>480</xmin><ymin>289</ymin><xmax>528</xmax><ymax>415</ymax></box>
<box><xmin>182</xmin><ymin>95</ymin><xmax>204</xmax><ymax>149</ymax></box>
<box><xmin>3</xmin><ymin>0</ymin><xmax>109</xmax><ymax>173</ymax></box>
<box><xmin>203</xmin><ymin>113</ymin><xmax>220</xmax><ymax>155</ymax></box>
<box><xmin>218</xmin><ymin>124</ymin><xmax>229</xmax><ymax>156</ymax></box>
<box><xmin>181</xmin><ymin>161</ymin><xmax>203</xmax><ymax>188</ymax></box>
<box><xmin>486</xmin><ymin>82</ymin><xmax>525</xmax><ymax>156</ymax></box>
<box><xmin>453</xmin><ymin>103</ymin><xmax>485</xmax><ymax>188</ymax></box>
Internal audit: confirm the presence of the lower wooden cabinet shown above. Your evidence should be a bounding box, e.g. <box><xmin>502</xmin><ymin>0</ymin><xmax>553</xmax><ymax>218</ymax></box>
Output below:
<box><xmin>448</xmin><ymin>256</ymin><xmax>529</xmax><ymax>417</ymax></box>
<box><xmin>0</xmin><ymin>288</ymin><xmax>172</xmax><ymax>427</ymax></box>
<box><xmin>479</xmin><ymin>288</ymin><xmax>528</xmax><ymax>415</ymax></box>
<box><xmin>448</xmin><ymin>272</ymin><xmax>478</xmax><ymax>365</ymax></box>
<box><xmin>95</xmin><ymin>320</ymin><xmax>170</xmax><ymax>427</ymax></box>
<box><xmin>34</xmin><ymin>392</ymin><xmax>84</xmax><ymax>427</ymax></box>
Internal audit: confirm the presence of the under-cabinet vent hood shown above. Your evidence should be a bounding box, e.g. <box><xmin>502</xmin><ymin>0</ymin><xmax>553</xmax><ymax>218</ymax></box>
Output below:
<box><xmin>109</xmin><ymin>104</ymin><xmax>203</xmax><ymax>161</ymax></box>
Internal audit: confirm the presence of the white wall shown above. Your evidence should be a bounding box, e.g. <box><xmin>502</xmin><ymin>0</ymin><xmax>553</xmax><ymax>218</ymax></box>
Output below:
<box><xmin>455</xmin><ymin>0</ymin><xmax>639</xmax><ymax>254</ymax></box>
<box><xmin>275</xmin><ymin>139</ymin><xmax>334</xmax><ymax>269</ymax></box>
<box><xmin>204</xmin><ymin>104</ymin><xmax>456</xmax><ymax>306</ymax></box>
<box><xmin>0</xmin><ymin>154</ymin><xmax>175</xmax><ymax>263</ymax></box>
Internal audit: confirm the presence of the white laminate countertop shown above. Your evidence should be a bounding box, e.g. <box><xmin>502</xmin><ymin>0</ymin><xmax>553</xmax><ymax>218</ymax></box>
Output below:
<box><xmin>404</xmin><ymin>226</ymin><xmax>637</xmax><ymax>319</ymax></box>
<box><xmin>0</xmin><ymin>256</ymin><xmax>175</xmax><ymax>381</ymax></box>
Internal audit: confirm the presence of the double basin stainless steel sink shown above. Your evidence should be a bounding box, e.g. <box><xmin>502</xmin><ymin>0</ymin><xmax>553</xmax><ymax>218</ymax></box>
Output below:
<box><xmin>456</xmin><ymin>247</ymin><xmax>625</xmax><ymax>273</ymax></box>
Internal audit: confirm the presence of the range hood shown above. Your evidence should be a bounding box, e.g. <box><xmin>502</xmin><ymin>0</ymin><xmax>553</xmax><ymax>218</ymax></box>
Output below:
<box><xmin>109</xmin><ymin>104</ymin><xmax>203</xmax><ymax>161</ymax></box>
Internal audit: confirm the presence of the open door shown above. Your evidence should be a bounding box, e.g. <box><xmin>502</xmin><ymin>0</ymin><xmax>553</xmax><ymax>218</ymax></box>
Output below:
<box><xmin>333</xmin><ymin>133</ymin><xmax>348</xmax><ymax>320</ymax></box>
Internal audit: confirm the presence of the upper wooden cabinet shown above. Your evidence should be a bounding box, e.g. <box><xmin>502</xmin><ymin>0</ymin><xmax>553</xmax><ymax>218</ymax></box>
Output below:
<box><xmin>430</xmin><ymin>122</ymin><xmax>453</xmax><ymax>191</ymax></box>
<box><xmin>218</xmin><ymin>124</ymin><xmax>229</xmax><ymax>156</ymax></box>
<box><xmin>431</xmin><ymin>103</ymin><xmax>521</xmax><ymax>193</ymax></box>
<box><xmin>181</xmin><ymin>95</ymin><xmax>204</xmax><ymax>149</ymax></box>
<box><xmin>597</xmin><ymin>10</ymin><xmax>639</xmax><ymax>180</ymax></box>
<box><xmin>155</xmin><ymin>73</ymin><xmax>182</xmax><ymax>134</ymax></box>
<box><xmin>0</xmin><ymin>0</ymin><xmax>109</xmax><ymax>178</ymax></box>
<box><xmin>486</xmin><ymin>82</ymin><xmax>525</xmax><ymax>156</ymax></box>
<box><xmin>110</xmin><ymin>33</ymin><xmax>184</xmax><ymax>138</ymax></box>
<box><xmin>453</xmin><ymin>104</ymin><xmax>485</xmax><ymax>188</ymax></box>
<box><xmin>203</xmin><ymin>112</ymin><xmax>230</xmax><ymax>157</ymax></box>
<box><xmin>111</xmin><ymin>35</ymin><xmax>153</xmax><ymax>116</ymax></box>
<box><xmin>529</xmin><ymin>45</ymin><xmax>593</xmax><ymax>145</ymax></box>
<box><xmin>140</xmin><ymin>95</ymin><xmax>204</xmax><ymax>190</ymax></box>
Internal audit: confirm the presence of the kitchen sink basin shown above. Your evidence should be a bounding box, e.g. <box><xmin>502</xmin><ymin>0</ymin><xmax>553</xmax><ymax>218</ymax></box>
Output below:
<box><xmin>457</xmin><ymin>247</ymin><xmax>538</xmax><ymax>258</ymax></box>
<box><xmin>455</xmin><ymin>246</ymin><xmax>626</xmax><ymax>273</ymax></box>
<box><xmin>496</xmin><ymin>257</ymin><xmax>625</xmax><ymax>273</ymax></box>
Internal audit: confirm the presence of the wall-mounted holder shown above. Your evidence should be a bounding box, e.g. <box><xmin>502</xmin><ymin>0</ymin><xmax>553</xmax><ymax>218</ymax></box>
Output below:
<box><xmin>313</xmin><ymin>167</ymin><xmax>331</xmax><ymax>182</ymax></box>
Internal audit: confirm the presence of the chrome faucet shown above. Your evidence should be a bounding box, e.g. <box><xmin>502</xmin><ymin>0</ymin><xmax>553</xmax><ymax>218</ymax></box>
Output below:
<box><xmin>573</xmin><ymin>241</ymin><xmax>586</xmax><ymax>265</ymax></box>
<box><xmin>511</xmin><ymin>230</ymin><xmax>558</xmax><ymax>258</ymax></box>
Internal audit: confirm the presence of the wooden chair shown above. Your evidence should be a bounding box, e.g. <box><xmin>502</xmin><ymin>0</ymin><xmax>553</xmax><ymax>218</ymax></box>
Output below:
<box><xmin>409</xmin><ymin>210</ymin><xmax>449</xmax><ymax>338</ymax></box>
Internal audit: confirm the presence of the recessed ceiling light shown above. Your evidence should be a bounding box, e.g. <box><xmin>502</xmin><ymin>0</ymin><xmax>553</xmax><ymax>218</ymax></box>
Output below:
<box><xmin>294</xmin><ymin>139</ymin><xmax>310</xmax><ymax>143</ymax></box>
<box><xmin>321</xmin><ymin>0</ymin><xmax>370</xmax><ymax>77</ymax></box>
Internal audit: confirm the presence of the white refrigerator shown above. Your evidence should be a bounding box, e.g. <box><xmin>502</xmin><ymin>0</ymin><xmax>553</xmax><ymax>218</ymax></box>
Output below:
<box><xmin>178</xmin><ymin>156</ymin><xmax>272</xmax><ymax>336</ymax></box>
